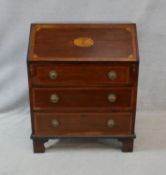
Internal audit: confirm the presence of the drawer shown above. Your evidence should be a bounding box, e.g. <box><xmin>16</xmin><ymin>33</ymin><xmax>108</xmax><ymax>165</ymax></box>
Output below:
<box><xmin>33</xmin><ymin>112</ymin><xmax>132</xmax><ymax>136</ymax></box>
<box><xmin>29</xmin><ymin>63</ymin><xmax>133</xmax><ymax>86</ymax></box>
<box><xmin>32</xmin><ymin>87</ymin><xmax>134</xmax><ymax>111</ymax></box>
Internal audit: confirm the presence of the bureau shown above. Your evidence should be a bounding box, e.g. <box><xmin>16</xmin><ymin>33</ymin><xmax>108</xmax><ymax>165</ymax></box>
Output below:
<box><xmin>27</xmin><ymin>23</ymin><xmax>139</xmax><ymax>153</ymax></box>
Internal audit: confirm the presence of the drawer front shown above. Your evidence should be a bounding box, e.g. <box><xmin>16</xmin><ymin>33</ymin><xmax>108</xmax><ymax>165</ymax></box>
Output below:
<box><xmin>33</xmin><ymin>112</ymin><xmax>132</xmax><ymax>136</ymax></box>
<box><xmin>32</xmin><ymin>87</ymin><xmax>134</xmax><ymax>111</ymax></box>
<box><xmin>30</xmin><ymin>63</ymin><xmax>132</xmax><ymax>86</ymax></box>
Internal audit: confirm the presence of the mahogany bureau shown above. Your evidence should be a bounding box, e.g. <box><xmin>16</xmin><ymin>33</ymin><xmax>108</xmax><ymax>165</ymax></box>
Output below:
<box><xmin>27</xmin><ymin>23</ymin><xmax>139</xmax><ymax>153</ymax></box>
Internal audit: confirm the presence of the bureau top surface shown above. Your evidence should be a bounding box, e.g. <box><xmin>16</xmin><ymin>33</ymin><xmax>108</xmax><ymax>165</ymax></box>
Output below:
<box><xmin>28</xmin><ymin>23</ymin><xmax>139</xmax><ymax>62</ymax></box>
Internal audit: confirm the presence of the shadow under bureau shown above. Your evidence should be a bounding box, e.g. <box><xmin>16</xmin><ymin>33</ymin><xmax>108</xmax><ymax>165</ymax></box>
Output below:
<box><xmin>27</xmin><ymin>23</ymin><xmax>139</xmax><ymax>153</ymax></box>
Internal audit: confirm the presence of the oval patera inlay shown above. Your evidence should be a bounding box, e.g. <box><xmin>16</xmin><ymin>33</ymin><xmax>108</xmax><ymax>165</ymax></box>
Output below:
<box><xmin>73</xmin><ymin>37</ymin><xmax>94</xmax><ymax>47</ymax></box>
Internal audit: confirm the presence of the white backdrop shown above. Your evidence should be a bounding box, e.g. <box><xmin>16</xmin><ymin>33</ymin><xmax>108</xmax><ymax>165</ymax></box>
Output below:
<box><xmin>0</xmin><ymin>0</ymin><xmax>166</xmax><ymax>175</ymax></box>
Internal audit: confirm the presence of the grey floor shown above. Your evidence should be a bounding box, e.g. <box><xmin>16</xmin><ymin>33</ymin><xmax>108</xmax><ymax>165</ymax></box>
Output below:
<box><xmin>0</xmin><ymin>110</ymin><xmax>166</xmax><ymax>175</ymax></box>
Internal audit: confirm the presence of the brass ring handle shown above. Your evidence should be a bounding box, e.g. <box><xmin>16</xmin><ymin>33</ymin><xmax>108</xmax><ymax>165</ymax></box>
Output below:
<box><xmin>50</xmin><ymin>94</ymin><xmax>59</xmax><ymax>103</ymax></box>
<box><xmin>49</xmin><ymin>70</ymin><xmax>58</xmax><ymax>80</ymax></box>
<box><xmin>51</xmin><ymin>119</ymin><xmax>60</xmax><ymax>128</ymax></box>
<box><xmin>108</xmin><ymin>71</ymin><xmax>117</xmax><ymax>80</ymax></box>
<box><xmin>107</xmin><ymin>119</ymin><xmax>115</xmax><ymax>128</ymax></box>
<box><xmin>107</xmin><ymin>94</ymin><xmax>117</xmax><ymax>103</ymax></box>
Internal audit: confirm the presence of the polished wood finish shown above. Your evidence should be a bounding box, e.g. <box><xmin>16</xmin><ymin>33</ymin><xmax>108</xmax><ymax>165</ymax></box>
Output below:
<box><xmin>33</xmin><ymin>138</ymin><xmax>48</xmax><ymax>153</ymax></box>
<box><xmin>30</xmin><ymin>63</ymin><xmax>132</xmax><ymax>86</ymax></box>
<box><xmin>33</xmin><ymin>139</ymin><xmax>45</xmax><ymax>153</ymax></box>
<box><xmin>34</xmin><ymin>112</ymin><xmax>132</xmax><ymax>136</ymax></box>
<box><xmin>32</xmin><ymin>87</ymin><xmax>134</xmax><ymax>111</ymax></box>
<box><xmin>28</xmin><ymin>24</ymin><xmax>139</xmax><ymax>62</ymax></box>
<box><xmin>27</xmin><ymin>23</ymin><xmax>139</xmax><ymax>153</ymax></box>
<box><xmin>119</xmin><ymin>138</ymin><xmax>134</xmax><ymax>152</ymax></box>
